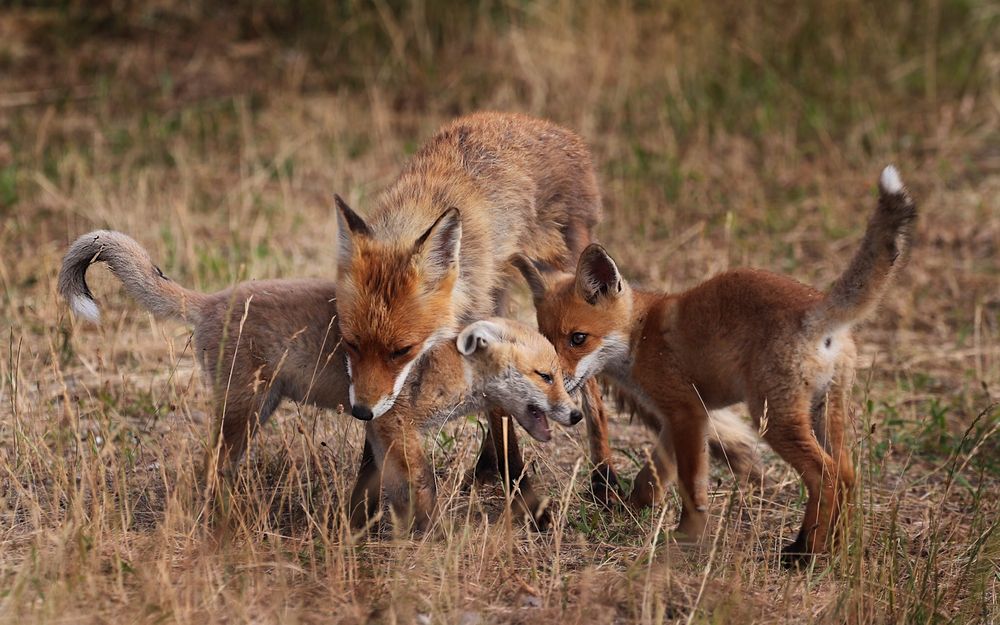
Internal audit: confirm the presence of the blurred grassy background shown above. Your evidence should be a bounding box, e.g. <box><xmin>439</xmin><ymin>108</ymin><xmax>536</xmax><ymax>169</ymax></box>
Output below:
<box><xmin>1</xmin><ymin>1</ymin><xmax>998</xmax><ymax>623</ymax></box>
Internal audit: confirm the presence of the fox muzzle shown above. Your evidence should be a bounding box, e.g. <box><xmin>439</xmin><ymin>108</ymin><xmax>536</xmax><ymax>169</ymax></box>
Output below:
<box><xmin>351</xmin><ymin>404</ymin><xmax>374</xmax><ymax>421</ymax></box>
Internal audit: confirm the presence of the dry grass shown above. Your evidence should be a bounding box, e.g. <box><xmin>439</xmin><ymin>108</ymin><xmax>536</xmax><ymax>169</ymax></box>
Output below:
<box><xmin>1</xmin><ymin>2</ymin><xmax>999</xmax><ymax>623</ymax></box>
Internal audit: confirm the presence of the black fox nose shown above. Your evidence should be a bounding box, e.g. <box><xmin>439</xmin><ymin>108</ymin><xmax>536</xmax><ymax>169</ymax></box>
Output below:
<box><xmin>569</xmin><ymin>409</ymin><xmax>583</xmax><ymax>425</ymax></box>
<box><xmin>351</xmin><ymin>404</ymin><xmax>374</xmax><ymax>421</ymax></box>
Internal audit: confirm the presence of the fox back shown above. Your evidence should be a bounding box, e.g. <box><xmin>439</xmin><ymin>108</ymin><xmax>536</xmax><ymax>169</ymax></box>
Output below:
<box><xmin>516</xmin><ymin>166</ymin><xmax>917</xmax><ymax>398</ymax></box>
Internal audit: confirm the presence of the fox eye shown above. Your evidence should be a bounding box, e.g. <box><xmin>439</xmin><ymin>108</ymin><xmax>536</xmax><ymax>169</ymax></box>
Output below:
<box><xmin>343</xmin><ymin>339</ymin><xmax>360</xmax><ymax>355</ymax></box>
<box><xmin>535</xmin><ymin>370</ymin><xmax>554</xmax><ymax>385</ymax></box>
<box><xmin>569</xmin><ymin>332</ymin><xmax>588</xmax><ymax>347</ymax></box>
<box><xmin>390</xmin><ymin>344</ymin><xmax>415</xmax><ymax>360</ymax></box>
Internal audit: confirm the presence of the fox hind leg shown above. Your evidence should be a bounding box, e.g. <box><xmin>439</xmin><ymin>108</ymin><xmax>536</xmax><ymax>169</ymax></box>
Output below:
<box><xmin>809</xmin><ymin>375</ymin><xmax>856</xmax><ymax>552</ymax></box>
<box><xmin>211</xmin><ymin>385</ymin><xmax>282</xmax><ymax>478</ymax></box>
<box><xmin>756</xmin><ymin>396</ymin><xmax>845</xmax><ymax>564</ymax></box>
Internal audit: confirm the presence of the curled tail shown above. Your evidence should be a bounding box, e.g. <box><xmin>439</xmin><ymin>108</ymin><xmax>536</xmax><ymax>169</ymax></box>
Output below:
<box><xmin>58</xmin><ymin>230</ymin><xmax>204</xmax><ymax>324</ymax></box>
<box><xmin>806</xmin><ymin>165</ymin><xmax>918</xmax><ymax>335</ymax></box>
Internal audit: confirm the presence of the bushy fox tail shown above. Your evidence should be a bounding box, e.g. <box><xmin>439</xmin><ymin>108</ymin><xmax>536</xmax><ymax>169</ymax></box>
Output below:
<box><xmin>705</xmin><ymin>407</ymin><xmax>766</xmax><ymax>485</ymax></box>
<box><xmin>806</xmin><ymin>166</ymin><xmax>917</xmax><ymax>336</ymax></box>
<box><xmin>58</xmin><ymin>230</ymin><xmax>205</xmax><ymax>324</ymax></box>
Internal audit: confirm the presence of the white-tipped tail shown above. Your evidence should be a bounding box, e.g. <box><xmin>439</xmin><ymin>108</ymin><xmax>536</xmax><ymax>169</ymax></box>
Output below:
<box><xmin>805</xmin><ymin>165</ymin><xmax>917</xmax><ymax>337</ymax></box>
<box><xmin>879</xmin><ymin>165</ymin><xmax>903</xmax><ymax>194</ymax></box>
<box><xmin>58</xmin><ymin>230</ymin><xmax>203</xmax><ymax>324</ymax></box>
<box><xmin>70</xmin><ymin>295</ymin><xmax>100</xmax><ymax>323</ymax></box>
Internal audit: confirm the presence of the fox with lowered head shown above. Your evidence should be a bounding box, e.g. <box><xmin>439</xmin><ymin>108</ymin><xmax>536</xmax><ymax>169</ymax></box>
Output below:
<box><xmin>333</xmin><ymin>112</ymin><xmax>620</xmax><ymax>519</ymax></box>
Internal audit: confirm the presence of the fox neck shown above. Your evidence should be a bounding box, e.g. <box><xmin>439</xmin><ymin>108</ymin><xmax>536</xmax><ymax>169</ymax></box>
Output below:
<box><xmin>400</xmin><ymin>347</ymin><xmax>489</xmax><ymax>429</ymax></box>
<box><xmin>460</xmin><ymin>357</ymin><xmax>496</xmax><ymax>410</ymax></box>
<box><xmin>602</xmin><ymin>288</ymin><xmax>662</xmax><ymax>384</ymax></box>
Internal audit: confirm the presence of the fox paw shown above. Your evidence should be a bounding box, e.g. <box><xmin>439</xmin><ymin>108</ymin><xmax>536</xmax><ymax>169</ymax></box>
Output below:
<box><xmin>461</xmin><ymin>465</ymin><xmax>500</xmax><ymax>492</ymax></box>
<box><xmin>588</xmin><ymin>466</ymin><xmax>622</xmax><ymax>508</ymax></box>
<box><xmin>531</xmin><ymin>506</ymin><xmax>552</xmax><ymax>532</ymax></box>
<box><xmin>515</xmin><ymin>497</ymin><xmax>552</xmax><ymax>532</ymax></box>
<box><xmin>780</xmin><ymin>535</ymin><xmax>815</xmax><ymax>568</ymax></box>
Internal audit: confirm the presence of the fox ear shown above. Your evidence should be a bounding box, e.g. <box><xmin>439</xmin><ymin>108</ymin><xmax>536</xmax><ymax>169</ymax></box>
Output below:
<box><xmin>511</xmin><ymin>254</ymin><xmax>548</xmax><ymax>302</ymax></box>
<box><xmin>334</xmin><ymin>194</ymin><xmax>370</xmax><ymax>270</ymax></box>
<box><xmin>576</xmin><ymin>244</ymin><xmax>623</xmax><ymax>304</ymax></box>
<box><xmin>457</xmin><ymin>319</ymin><xmax>505</xmax><ymax>356</ymax></box>
<box><xmin>414</xmin><ymin>207</ymin><xmax>462</xmax><ymax>287</ymax></box>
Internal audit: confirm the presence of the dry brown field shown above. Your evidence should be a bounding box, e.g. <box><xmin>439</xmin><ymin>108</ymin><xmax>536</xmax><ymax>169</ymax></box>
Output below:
<box><xmin>1</xmin><ymin>3</ymin><xmax>998</xmax><ymax>623</ymax></box>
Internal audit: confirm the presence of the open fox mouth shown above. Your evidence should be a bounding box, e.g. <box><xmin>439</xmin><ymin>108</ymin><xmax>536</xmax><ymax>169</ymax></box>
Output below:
<box><xmin>526</xmin><ymin>403</ymin><xmax>552</xmax><ymax>442</ymax></box>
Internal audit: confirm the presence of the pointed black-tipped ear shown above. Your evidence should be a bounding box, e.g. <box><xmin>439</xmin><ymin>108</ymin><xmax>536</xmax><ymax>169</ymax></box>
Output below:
<box><xmin>413</xmin><ymin>207</ymin><xmax>462</xmax><ymax>288</ymax></box>
<box><xmin>575</xmin><ymin>244</ymin><xmax>624</xmax><ymax>304</ymax></box>
<box><xmin>456</xmin><ymin>319</ymin><xmax>505</xmax><ymax>355</ymax></box>
<box><xmin>334</xmin><ymin>194</ymin><xmax>371</xmax><ymax>270</ymax></box>
<box><xmin>511</xmin><ymin>254</ymin><xmax>548</xmax><ymax>302</ymax></box>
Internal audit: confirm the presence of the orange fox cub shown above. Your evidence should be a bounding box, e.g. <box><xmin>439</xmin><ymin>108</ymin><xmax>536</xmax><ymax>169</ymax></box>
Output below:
<box><xmin>333</xmin><ymin>112</ymin><xmax>619</xmax><ymax>504</ymax></box>
<box><xmin>516</xmin><ymin>166</ymin><xmax>917</xmax><ymax>561</ymax></box>
<box><xmin>57</xmin><ymin>231</ymin><xmax>578</xmax><ymax>530</ymax></box>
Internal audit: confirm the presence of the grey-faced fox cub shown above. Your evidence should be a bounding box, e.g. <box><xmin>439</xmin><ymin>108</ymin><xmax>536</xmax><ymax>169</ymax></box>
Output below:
<box><xmin>515</xmin><ymin>166</ymin><xmax>917</xmax><ymax>561</ymax></box>
<box><xmin>58</xmin><ymin>230</ymin><xmax>579</xmax><ymax>530</ymax></box>
<box><xmin>351</xmin><ymin>318</ymin><xmax>581</xmax><ymax>531</ymax></box>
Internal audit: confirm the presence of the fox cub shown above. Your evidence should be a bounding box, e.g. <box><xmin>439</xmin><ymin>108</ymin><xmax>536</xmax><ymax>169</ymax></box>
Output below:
<box><xmin>352</xmin><ymin>318</ymin><xmax>581</xmax><ymax>531</ymax></box>
<box><xmin>515</xmin><ymin>166</ymin><xmax>917</xmax><ymax>561</ymax></box>
<box><xmin>58</xmin><ymin>231</ymin><xmax>579</xmax><ymax>530</ymax></box>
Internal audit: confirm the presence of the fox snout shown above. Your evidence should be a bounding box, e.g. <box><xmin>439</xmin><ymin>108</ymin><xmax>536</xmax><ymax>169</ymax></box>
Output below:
<box><xmin>345</xmin><ymin>348</ymin><xmax>428</xmax><ymax>421</ymax></box>
<box><xmin>560</xmin><ymin>361</ymin><xmax>590</xmax><ymax>394</ymax></box>
<box><xmin>564</xmin><ymin>375</ymin><xmax>583</xmax><ymax>395</ymax></box>
<box><xmin>516</xmin><ymin>400</ymin><xmax>581</xmax><ymax>443</ymax></box>
<box><xmin>346</xmin><ymin>369</ymin><xmax>404</xmax><ymax>422</ymax></box>
<box><xmin>548</xmin><ymin>401</ymin><xmax>580</xmax><ymax>427</ymax></box>
<box><xmin>349</xmin><ymin>387</ymin><xmax>403</xmax><ymax>421</ymax></box>
<box><xmin>351</xmin><ymin>404</ymin><xmax>374</xmax><ymax>421</ymax></box>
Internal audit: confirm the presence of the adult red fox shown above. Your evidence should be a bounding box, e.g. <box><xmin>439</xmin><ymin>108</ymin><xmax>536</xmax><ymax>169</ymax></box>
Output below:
<box><xmin>332</xmin><ymin>112</ymin><xmax>621</xmax><ymax>507</ymax></box>
<box><xmin>515</xmin><ymin>166</ymin><xmax>917</xmax><ymax>561</ymax></box>
<box><xmin>58</xmin><ymin>231</ymin><xmax>579</xmax><ymax>530</ymax></box>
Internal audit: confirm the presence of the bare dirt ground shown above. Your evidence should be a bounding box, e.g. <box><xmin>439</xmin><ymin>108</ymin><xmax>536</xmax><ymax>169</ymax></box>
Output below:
<box><xmin>1</xmin><ymin>3</ymin><xmax>998</xmax><ymax>623</ymax></box>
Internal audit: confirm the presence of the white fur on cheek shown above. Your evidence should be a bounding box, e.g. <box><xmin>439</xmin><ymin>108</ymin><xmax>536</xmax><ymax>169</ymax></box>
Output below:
<box><xmin>462</xmin><ymin>360</ymin><xmax>474</xmax><ymax>391</ymax></box>
<box><xmin>572</xmin><ymin>345</ymin><xmax>603</xmax><ymax>392</ymax></box>
<box><xmin>570</xmin><ymin>331</ymin><xmax>629</xmax><ymax>391</ymax></box>
<box><xmin>345</xmin><ymin>358</ymin><xmax>356</xmax><ymax>407</ymax></box>
<box><xmin>371</xmin><ymin>327</ymin><xmax>456</xmax><ymax>419</ymax></box>
<box><xmin>371</xmin><ymin>356</ymin><xmax>417</xmax><ymax>418</ymax></box>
